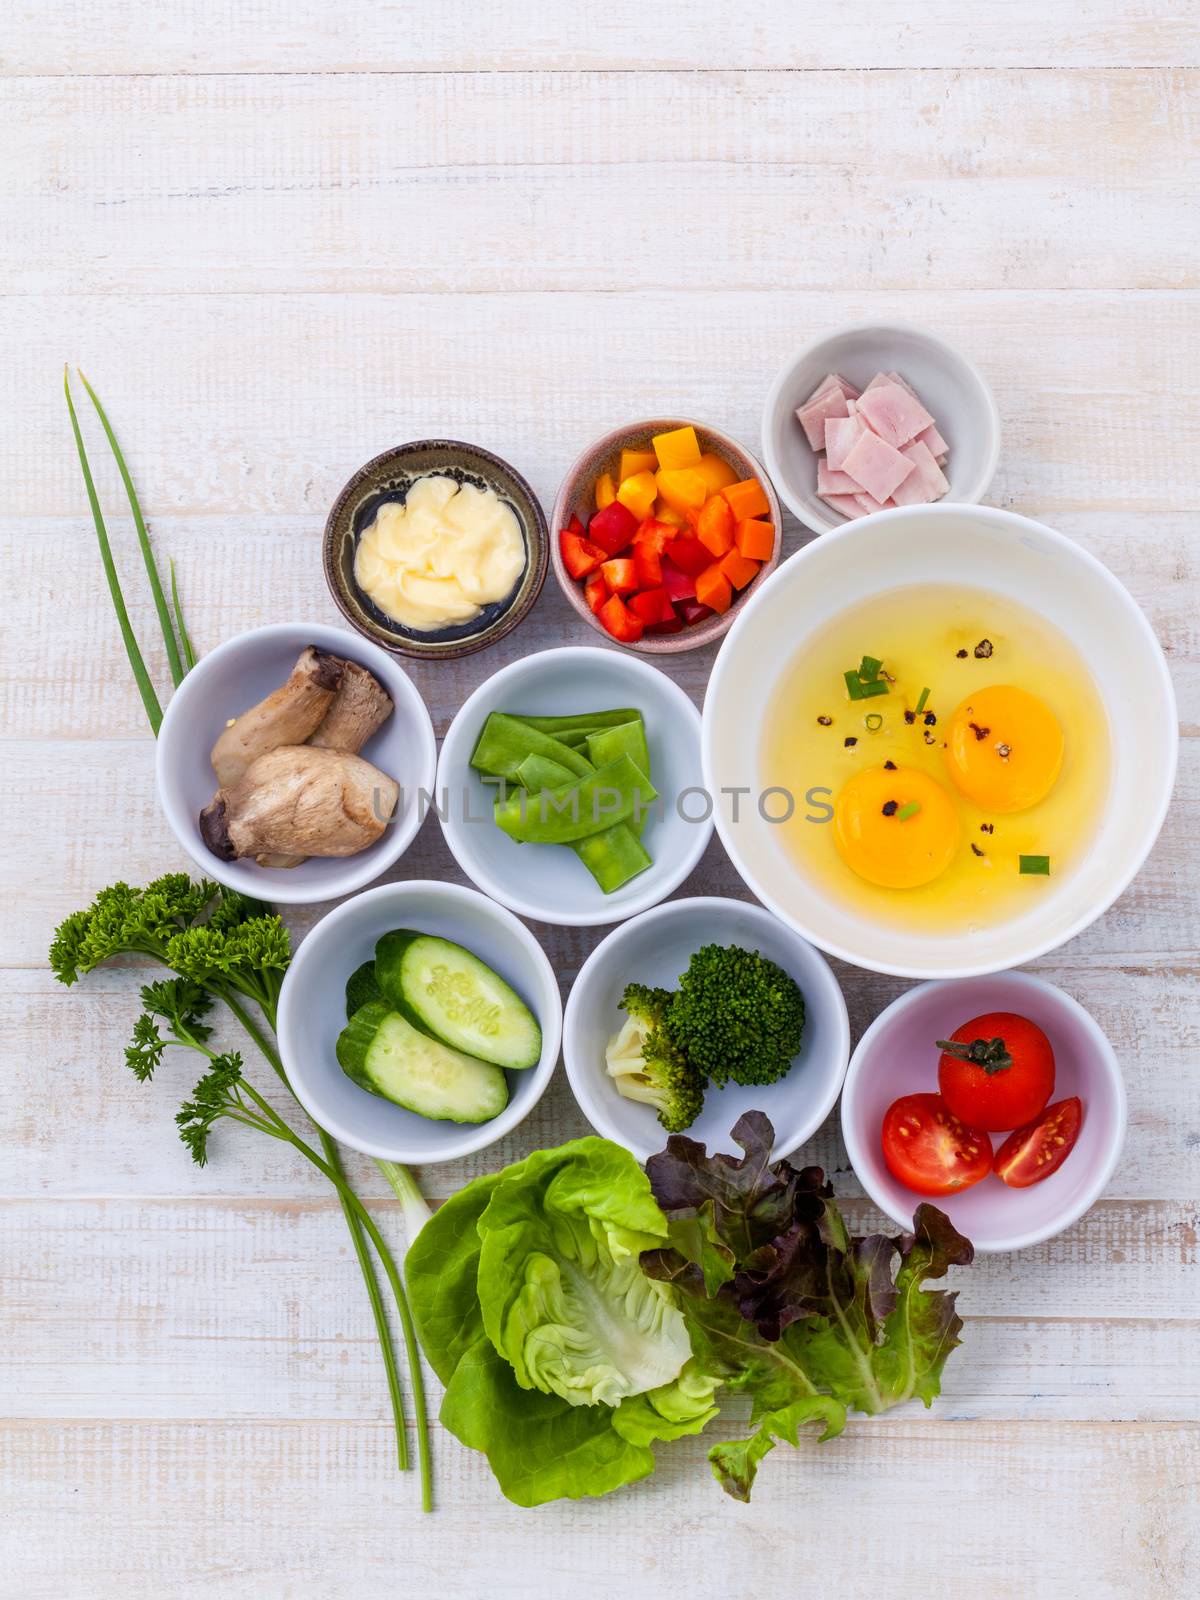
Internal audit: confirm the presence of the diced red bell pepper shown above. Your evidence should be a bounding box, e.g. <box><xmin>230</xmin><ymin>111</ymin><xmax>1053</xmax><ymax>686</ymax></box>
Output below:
<box><xmin>663</xmin><ymin>535</ymin><xmax>712</xmax><ymax>577</ymax></box>
<box><xmin>600</xmin><ymin>557</ymin><xmax>637</xmax><ymax>595</ymax></box>
<box><xmin>598</xmin><ymin>593</ymin><xmax>645</xmax><ymax>643</ymax></box>
<box><xmin>633</xmin><ymin>517</ymin><xmax>673</xmax><ymax>555</ymax></box>
<box><xmin>649</xmin><ymin>615</ymin><xmax>684</xmax><ymax>635</ymax></box>
<box><xmin>679</xmin><ymin>599</ymin><xmax>715</xmax><ymax>628</ymax></box>
<box><xmin>560</xmin><ymin>528</ymin><xmax>607</xmax><ymax>580</ymax></box>
<box><xmin>660</xmin><ymin>557</ymin><xmax>696</xmax><ymax>602</ymax></box>
<box><xmin>629</xmin><ymin>586</ymin><xmax>675</xmax><ymax>626</ymax></box>
<box><xmin>583</xmin><ymin>572</ymin><xmax>608</xmax><ymax>615</ymax></box>
<box><xmin>587</xmin><ymin>501</ymin><xmax>638</xmax><ymax>557</ymax></box>
<box><xmin>633</xmin><ymin>541</ymin><xmax>662</xmax><ymax>590</ymax></box>
<box><xmin>565</xmin><ymin>512</ymin><xmax>586</xmax><ymax>536</ymax></box>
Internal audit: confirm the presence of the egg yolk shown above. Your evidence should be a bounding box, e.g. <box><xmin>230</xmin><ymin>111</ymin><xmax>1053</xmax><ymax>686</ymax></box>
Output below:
<box><xmin>945</xmin><ymin>685</ymin><xmax>1064</xmax><ymax>813</ymax></box>
<box><xmin>833</xmin><ymin>766</ymin><xmax>961</xmax><ymax>889</ymax></box>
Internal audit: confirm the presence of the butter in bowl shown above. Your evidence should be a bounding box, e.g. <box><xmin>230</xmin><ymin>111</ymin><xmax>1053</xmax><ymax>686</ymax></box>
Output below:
<box><xmin>324</xmin><ymin>439</ymin><xmax>549</xmax><ymax>661</ymax></box>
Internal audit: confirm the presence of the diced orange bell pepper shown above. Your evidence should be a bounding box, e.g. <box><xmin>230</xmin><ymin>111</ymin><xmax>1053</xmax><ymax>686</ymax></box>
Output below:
<box><xmin>696</xmin><ymin>495</ymin><xmax>735</xmax><ymax>558</ymax></box>
<box><xmin>594</xmin><ymin>471</ymin><xmax>616</xmax><ymax>510</ymax></box>
<box><xmin>598</xmin><ymin>593</ymin><xmax>644</xmax><ymax>644</ymax></box>
<box><xmin>651</xmin><ymin>425</ymin><xmax>702</xmax><ymax>471</ymax></box>
<box><xmin>694</xmin><ymin>565</ymin><xmax>733</xmax><ymax>615</ymax></box>
<box><xmin>735</xmin><ymin>518</ymin><xmax>774</xmax><ymax>561</ymax></box>
<box><xmin>695</xmin><ymin>452</ymin><xmax>738</xmax><ymax>495</ymax></box>
<box><xmin>655</xmin><ymin>467</ymin><xmax>708</xmax><ymax>515</ymax></box>
<box><xmin>722</xmin><ymin>477</ymin><xmax>771</xmax><ymax>521</ymax></box>
<box><xmin>616</xmin><ymin>470</ymin><xmax>658</xmax><ymax>522</ymax></box>
<box><xmin>719</xmin><ymin>549</ymin><xmax>760</xmax><ymax>590</ymax></box>
<box><xmin>653</xmin><ymin>499</ymin><xmax>688</xmax><ymax>528</ymax></box>
<box><xmin>619</xmin><ymin>447</ymin><xmax>659</xmax><ymax>482</ymax></box>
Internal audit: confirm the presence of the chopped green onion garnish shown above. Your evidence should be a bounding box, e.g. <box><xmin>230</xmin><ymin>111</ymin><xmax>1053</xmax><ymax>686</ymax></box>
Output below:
<box><xmin>865</xmin><ymin>712</ymin><xmax>883</xmax><ymax>732</ymax></box>
<box><xmin>915</xmin><ymin>686</ymin><xmax>931</xmax><ymax>714</ymax></box>
<box><xmin>844</xmin><ymin>669</ymin><xmax>890</xmax><ymax>702</ymax></box>
<box><xmin>1019</xmin><ymin>855</ymin><xmax>1051</xmax><ymax>876</ymax></box>
<box><xmin>896</xmin><ymin>800</ymin><xmax>921</xmax><ymax>821</ymax></box>
<box><xmin>858</xmin><ymin>654</ymin><xmax>883</xmax><ymax>682</ymax></box>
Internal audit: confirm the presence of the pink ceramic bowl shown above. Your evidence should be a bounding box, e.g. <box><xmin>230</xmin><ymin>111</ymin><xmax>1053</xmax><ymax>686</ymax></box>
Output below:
<box><xmin>549</xmin><ymin>418</ymin><xmax>783</xmax><ymax>655</ymax></box>
<box><xmin>840</xmin><ymin>972</ymin><xmax>1126</xmax><ymax>1252</ymax></box>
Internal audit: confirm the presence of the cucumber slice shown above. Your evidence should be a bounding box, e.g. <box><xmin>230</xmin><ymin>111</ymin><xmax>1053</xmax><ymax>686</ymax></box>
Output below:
<box><xmin>345</xmin><ymin>960</ymin><xmax>383</xmax><ymax>1019</ymax></box>
<box><xmin>336</xmin><ymin>1001</ymin><xmax>509</xmax><ymax>1123</ymax></box>
<box><xmin>375</xmin><ymin>930</ymin><xmax>542</xmax><ymax>1070</ymax></box>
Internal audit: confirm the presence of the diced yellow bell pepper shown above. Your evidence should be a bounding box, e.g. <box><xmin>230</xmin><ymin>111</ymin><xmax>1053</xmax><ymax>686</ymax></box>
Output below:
<box><xmin>594</xmin><ymin>471</ymin><xmax>617</xmax><ymax>510</ymax></box>
<box><xmin>653</xmin><ymin>500</ymin><xmax>688</xmax><ymax>528</ymax></box>
<box><xmin>616</xmin><ymin>470</ymin><xmax>658</xmax><ymax>521</ymax></box>
<box><xmin>619</xmin><ymin>447</ymin><xmax>659</xmax><ymax>482</ymax></box>
<box><xmin>652</xmin><ymin>425</ymin><xmax>702</xmax><ymax>471</ymax></box>
<box><xmin>654</xmin><ymin>466</ymin><xmax>708</xmax><ymax>515</ymax></box>
<box><xmin>695</xmin><ymin>451</ymin><xmax>738</xmax><ymax>494</ymax></box>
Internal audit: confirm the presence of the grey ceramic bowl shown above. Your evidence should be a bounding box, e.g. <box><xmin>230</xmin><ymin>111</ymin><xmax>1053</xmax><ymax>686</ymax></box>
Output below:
<box><xmin>550</xmin><ymin>418</ymin><xmax>783</xmax><ymax>655</ymax></box>
<box><xmin>323</xmin><ymin>439</ymin><xmax>549</xmax><ymax>661</ymax></box>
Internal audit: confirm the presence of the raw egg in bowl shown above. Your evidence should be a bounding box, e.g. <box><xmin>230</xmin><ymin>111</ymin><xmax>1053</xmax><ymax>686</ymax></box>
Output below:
<box><xmin>702</xmin><ymin>505</ymin><xmax>1177</xmax><ymax>978</ymax></box>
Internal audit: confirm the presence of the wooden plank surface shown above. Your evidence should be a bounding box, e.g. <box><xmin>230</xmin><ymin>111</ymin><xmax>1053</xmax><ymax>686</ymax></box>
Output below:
<box><xmin>2</xmin><ymin>5</ymin><xmax>1199</xmax><ymax>1596</ymax></box>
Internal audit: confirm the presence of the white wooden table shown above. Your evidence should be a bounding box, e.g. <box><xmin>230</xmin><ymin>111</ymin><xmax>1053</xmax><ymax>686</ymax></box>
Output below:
<box><xmin>3</xmin><ymin>6</ymin><xmax>1198</xmax><ymax>1595</ymax></box>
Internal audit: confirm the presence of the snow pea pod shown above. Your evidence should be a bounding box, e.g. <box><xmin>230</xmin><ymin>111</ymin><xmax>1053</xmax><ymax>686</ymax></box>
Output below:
<box><xmin>493</xmin><ymin>755</ymin><xmax>657</xmax><ymax>844</ymax></box>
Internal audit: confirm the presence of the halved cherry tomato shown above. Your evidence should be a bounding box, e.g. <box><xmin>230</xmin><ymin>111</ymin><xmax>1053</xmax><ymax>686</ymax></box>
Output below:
<box><xmin>881</xmin><ymin>1092</ymin><xmax>991</xmax><ymax>1197</ymax></box>
<box><xmin>937</xmin><ymin>1012</ymin><xmax>1055</xmax><ymax>1132</ymax></box>
<box><xmin>992</xmin><ymin>1097</ymin><xmax>1082</xmax><ymax>1188</ymax></box>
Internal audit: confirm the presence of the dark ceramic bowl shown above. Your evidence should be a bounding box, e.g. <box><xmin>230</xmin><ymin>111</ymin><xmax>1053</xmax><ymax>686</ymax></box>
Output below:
<box><xmin>323</xmin><ymin>440</ymin><xmax>549</xmax><ymax>661</ymax></box>
<box><xmin>550</xmin><ymin>418</ymin><xmax>783</xmax><ymax>655</ymax></box>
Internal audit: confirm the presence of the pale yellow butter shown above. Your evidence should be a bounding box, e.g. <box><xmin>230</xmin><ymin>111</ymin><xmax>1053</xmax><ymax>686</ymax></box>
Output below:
<box><xmin>354</xmin><ymin>475</ymin><xmax>525</xmax><ymax>632</ymax></box>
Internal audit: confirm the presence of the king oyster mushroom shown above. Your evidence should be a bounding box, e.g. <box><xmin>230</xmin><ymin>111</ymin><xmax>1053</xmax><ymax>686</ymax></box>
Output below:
<box><xmin>199</xmin><ymin>746</ymin><xmax>399</xmax><ymax>862</ymax></box>
<box><xmin>257</xmin><ymin>659</ymin><xmax>395</xmax><ymax>867</ymax></box>
<box><xmin>210</xmin><ymin>646</ymin><xmax>344</xmax><ymax>787</ymax></box>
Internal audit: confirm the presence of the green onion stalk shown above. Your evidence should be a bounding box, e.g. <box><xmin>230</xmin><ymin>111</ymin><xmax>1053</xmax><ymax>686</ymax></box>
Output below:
<box><xmin>58</xmin><ymin>370</ymin><xmax>432</xmax><ymax>1509</ymax></box>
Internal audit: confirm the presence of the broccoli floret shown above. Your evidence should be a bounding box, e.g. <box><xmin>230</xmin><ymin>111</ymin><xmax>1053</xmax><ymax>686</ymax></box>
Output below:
<box><xmin>606</xmin><ymin>983</ymin><xmax>705</xmax><ymax>1134</ymax></box>
<box><xmin>665</xmin><ymin>944</ymin><xmax>804</xmax><ymax>1088</ymax></box>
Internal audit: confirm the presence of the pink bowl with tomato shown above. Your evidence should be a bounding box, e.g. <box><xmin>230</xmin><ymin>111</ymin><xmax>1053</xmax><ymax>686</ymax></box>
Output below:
<box><xmin>550</xmin><ymin>419</ymin><xmax>783</xmax><ymax>654</ymax></box>
<box><xmin>840</xmin><ymin>972</ymin><xmax>1127</xmax><ymax>1252</ymax></box>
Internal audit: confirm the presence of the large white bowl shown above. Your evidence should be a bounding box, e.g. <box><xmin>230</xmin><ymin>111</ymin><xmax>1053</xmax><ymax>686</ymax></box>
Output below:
<box><xmin>562</xmin><ymin>897</ymin><xmax>849</xmax><ymax>1164</ymax></box>
<box><xmin>156</xmin><ymin>622</ymin><xmax>436</xmax><ymax>905</ymax></box>
<box><xmin>841</xmin><ymin>973</ymin><xmax>1127</xmax><ymax>1252</ymax></box>
<box><xmin>703</xmin><ymin>505</ymin><xmax>1178</xmax><ymax>978</ymax></box>
<box><xmin>761</xmin><ymin>320</ymin><xmax>1001</xmax><ymax>536</ymax></box>
<box><xmin>276</xmin><ymin>880</ymin><xmax>562</xmax><ymax>1164</ymax></box>
<box><xmin>437</xmin><ymin>646</ymin><xmax>711</xmax><ymax>927</ymax></box>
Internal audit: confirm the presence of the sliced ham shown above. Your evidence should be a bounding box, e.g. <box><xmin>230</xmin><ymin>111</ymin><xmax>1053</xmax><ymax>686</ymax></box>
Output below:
<box><xmin>840</xmin><ymin>428</ymin><xmax>915</xmax><ymax>503</ymax></box>
<box><xmin>889</xmin><ymin>439</ymin><xmax>950</xmax><ymax>506</ymax></box>
<box><xmin>795</xmin><ymin>385</ymin><xmax>849</xmax><ymax>451</ymax></box>
<box><xmin>806</xmin><ymin>372</ymin><xmax>859</xmax><ymax>405</ymax></box>
<box><xmin>817</xmin><ymin>461</ymin><xmax>863</xmax><ymax>496</ymax></box>
<box><xmin>854</xmin><ymin>492</ymin><xmax>891</xmax><ymax>515</ymax></box>
<box><xmin>824</xmin><ymin>413</ymin><xmax>867</xmax><ymax>472</ymax></box>
<box><xmin>820</xmin><ymin>492</ymin><xmax>869</xmax><ymax>520</ymax></box>
<box><xmin>916</xmin><ymin>421</ymin><xmax>949</xmax><ymax>460</ymax></box>
<box><xmin>855</xmin><ymin>381</ymin><xmax>934</xmax><ymax>451</ymax></box>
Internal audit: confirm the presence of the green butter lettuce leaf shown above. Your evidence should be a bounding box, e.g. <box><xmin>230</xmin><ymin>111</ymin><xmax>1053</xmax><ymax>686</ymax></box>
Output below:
<box><xmin>406</xmin><ymin>1135</ymin><xmax>724</xmax><ymax>1506</ymax></box>
<box><xmin>476</xmin><ymin>1138</ymin><xmax>692</xmax><ymax>1408</ymax></box>
<box><xmin>406</xmin><ymin>1169</ymin><xmax>504</xmax><ymax>1384</ymax></box>
<box><xmin>441</xmin><ymin>1336</ymin><xmax>656</xmax><ymax>1507</ymax></box>
<box><xmin>643</xmin><ymin>1111</ymin><xmax>972</xmax><ymax>1500</ymax></box>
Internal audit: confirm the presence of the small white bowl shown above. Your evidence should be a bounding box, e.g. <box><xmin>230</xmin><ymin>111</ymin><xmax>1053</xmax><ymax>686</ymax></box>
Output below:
<box><xmin>840</xmin><ymin>972</ymin><xmax>1127</xmax><ymax>1252</ymax></box>
<box><xmin>704</xmin><ymin>503</ymin><xmax>1178</xmax><ymax>978</ymax></box>
<box><xmin>563</xmin><ymin>897</ymin><xmax>849</xmax><ymax>1164</ymax></box>
<box><xmin>156</xmin><ymin>622</ymin><xmax>437</xmax><ymax>905</ymax></box>
<box><xmin>276</xmin><ymin>880</ymin><xmax>562</xmax><ymax>1164</ymax></box>
<box><xmin>761</xmin><ymin>321</ymin><xmax>1001</xmax><ymax>536</ymax></box>
<box><xmin>437</xmin><ymin>646</ymin><xmax>711</xmax><ymax>927</ymax></box>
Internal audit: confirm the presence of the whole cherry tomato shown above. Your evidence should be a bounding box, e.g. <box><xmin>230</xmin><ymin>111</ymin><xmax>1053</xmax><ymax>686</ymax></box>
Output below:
<box><xmin>936</xmin><ymin>1012</ymin><xmax>1055</xmax><ymax>1132</ymax></box>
